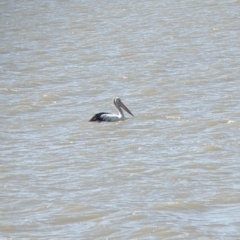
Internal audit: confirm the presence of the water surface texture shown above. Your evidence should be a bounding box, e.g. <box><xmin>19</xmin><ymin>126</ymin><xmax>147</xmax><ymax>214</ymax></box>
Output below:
<box><xmin>1</xmin><ymin>0</ymin><xmax>240</xmax><ymax>239</ymax></box>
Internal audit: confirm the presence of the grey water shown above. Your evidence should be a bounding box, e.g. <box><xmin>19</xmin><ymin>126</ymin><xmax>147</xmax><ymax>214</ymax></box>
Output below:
<box><xmin>1</xmin><ymin>0</ymin><xmax>240</xmax><ymax>239</ymax></box>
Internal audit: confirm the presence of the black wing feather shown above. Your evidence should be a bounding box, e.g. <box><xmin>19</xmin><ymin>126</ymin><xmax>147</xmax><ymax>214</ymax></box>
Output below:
<box><xmin>89</xmin><ymin>112</ymin><xmax>110</xmax><ymax>122</ymax></box>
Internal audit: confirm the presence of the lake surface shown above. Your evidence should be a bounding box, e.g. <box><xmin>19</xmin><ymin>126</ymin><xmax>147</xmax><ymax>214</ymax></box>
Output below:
<box><xmin>1</xmin><ymin>0</ymin><xmax>240</xmax><ymax>239</ymax></box>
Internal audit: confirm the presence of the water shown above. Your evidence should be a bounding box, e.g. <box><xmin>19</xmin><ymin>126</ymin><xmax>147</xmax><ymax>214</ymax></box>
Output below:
<box><xmin>1</xmin><ymin>0</ymin><xmax>240</xmax><ymax>239</ymax></box>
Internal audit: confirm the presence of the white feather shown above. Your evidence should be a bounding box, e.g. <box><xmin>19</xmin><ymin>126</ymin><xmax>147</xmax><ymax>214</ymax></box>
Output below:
<box><xmin>101</xmin><ymin>113</ymin><xmax>123</xmax><ymax>122</ymax></box>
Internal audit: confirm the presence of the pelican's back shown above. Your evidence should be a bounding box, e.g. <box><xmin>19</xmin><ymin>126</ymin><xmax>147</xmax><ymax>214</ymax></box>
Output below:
<box><xmin>89</xmin><ymin>112</ymin><xmax>110</xmax><ymax>122</ymax></box>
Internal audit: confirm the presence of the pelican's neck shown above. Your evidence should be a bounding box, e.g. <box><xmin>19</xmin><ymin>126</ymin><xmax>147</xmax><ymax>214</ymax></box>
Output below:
<box><xmin>115</xmin><ymin>103</ymin><xmax>124</xmax><ymax>119</ymax></box>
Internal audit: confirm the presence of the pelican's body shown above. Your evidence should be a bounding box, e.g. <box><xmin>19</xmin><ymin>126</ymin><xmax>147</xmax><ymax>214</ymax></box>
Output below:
<box><xmin>89</xmin><ymin>97</ymin><xmax>134</xmax><ymax>122</ymax></box>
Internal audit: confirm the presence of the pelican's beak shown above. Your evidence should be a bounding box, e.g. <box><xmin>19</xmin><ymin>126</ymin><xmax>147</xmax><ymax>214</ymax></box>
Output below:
<box><xmin>119</xmin><ymin>100</ymin><xmax>134</xmax><ymax>116</ymax></box>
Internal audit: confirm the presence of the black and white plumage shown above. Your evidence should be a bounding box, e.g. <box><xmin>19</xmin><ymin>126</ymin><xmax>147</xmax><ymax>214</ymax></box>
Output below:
<box><xmin>89</xmin><ymin>97</ymin><xmax>134</xmax><ymax>122</ymax></box>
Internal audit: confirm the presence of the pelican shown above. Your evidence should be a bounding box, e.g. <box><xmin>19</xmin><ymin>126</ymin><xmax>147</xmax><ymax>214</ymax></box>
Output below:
<box><xmin>89</xmin><ymin>97</ymin><xmax>134</xmax><ymax>122</ymax></box>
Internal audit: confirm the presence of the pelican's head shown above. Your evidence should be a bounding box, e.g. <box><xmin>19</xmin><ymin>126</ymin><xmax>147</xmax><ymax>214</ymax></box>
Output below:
<box><xmin>113</xmin><ymin>97</ymin><xmax>121</xmax><ymax>105</ymax></box>
<box><xmin>113</xmin><ymin>97</ymin><xmax>134</xmax><ymax>116</ymax></box>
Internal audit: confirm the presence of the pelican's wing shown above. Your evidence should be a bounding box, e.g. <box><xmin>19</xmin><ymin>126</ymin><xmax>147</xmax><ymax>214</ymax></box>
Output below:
<box><xmin>89</xmin><ymin>112</ymin><xmax>110</xmax><ymax>122</ymax></box>
<box><xmin>100</xmin><ymin>113</ymin><xmax>120</xmax><ymax>122</ymax></box>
